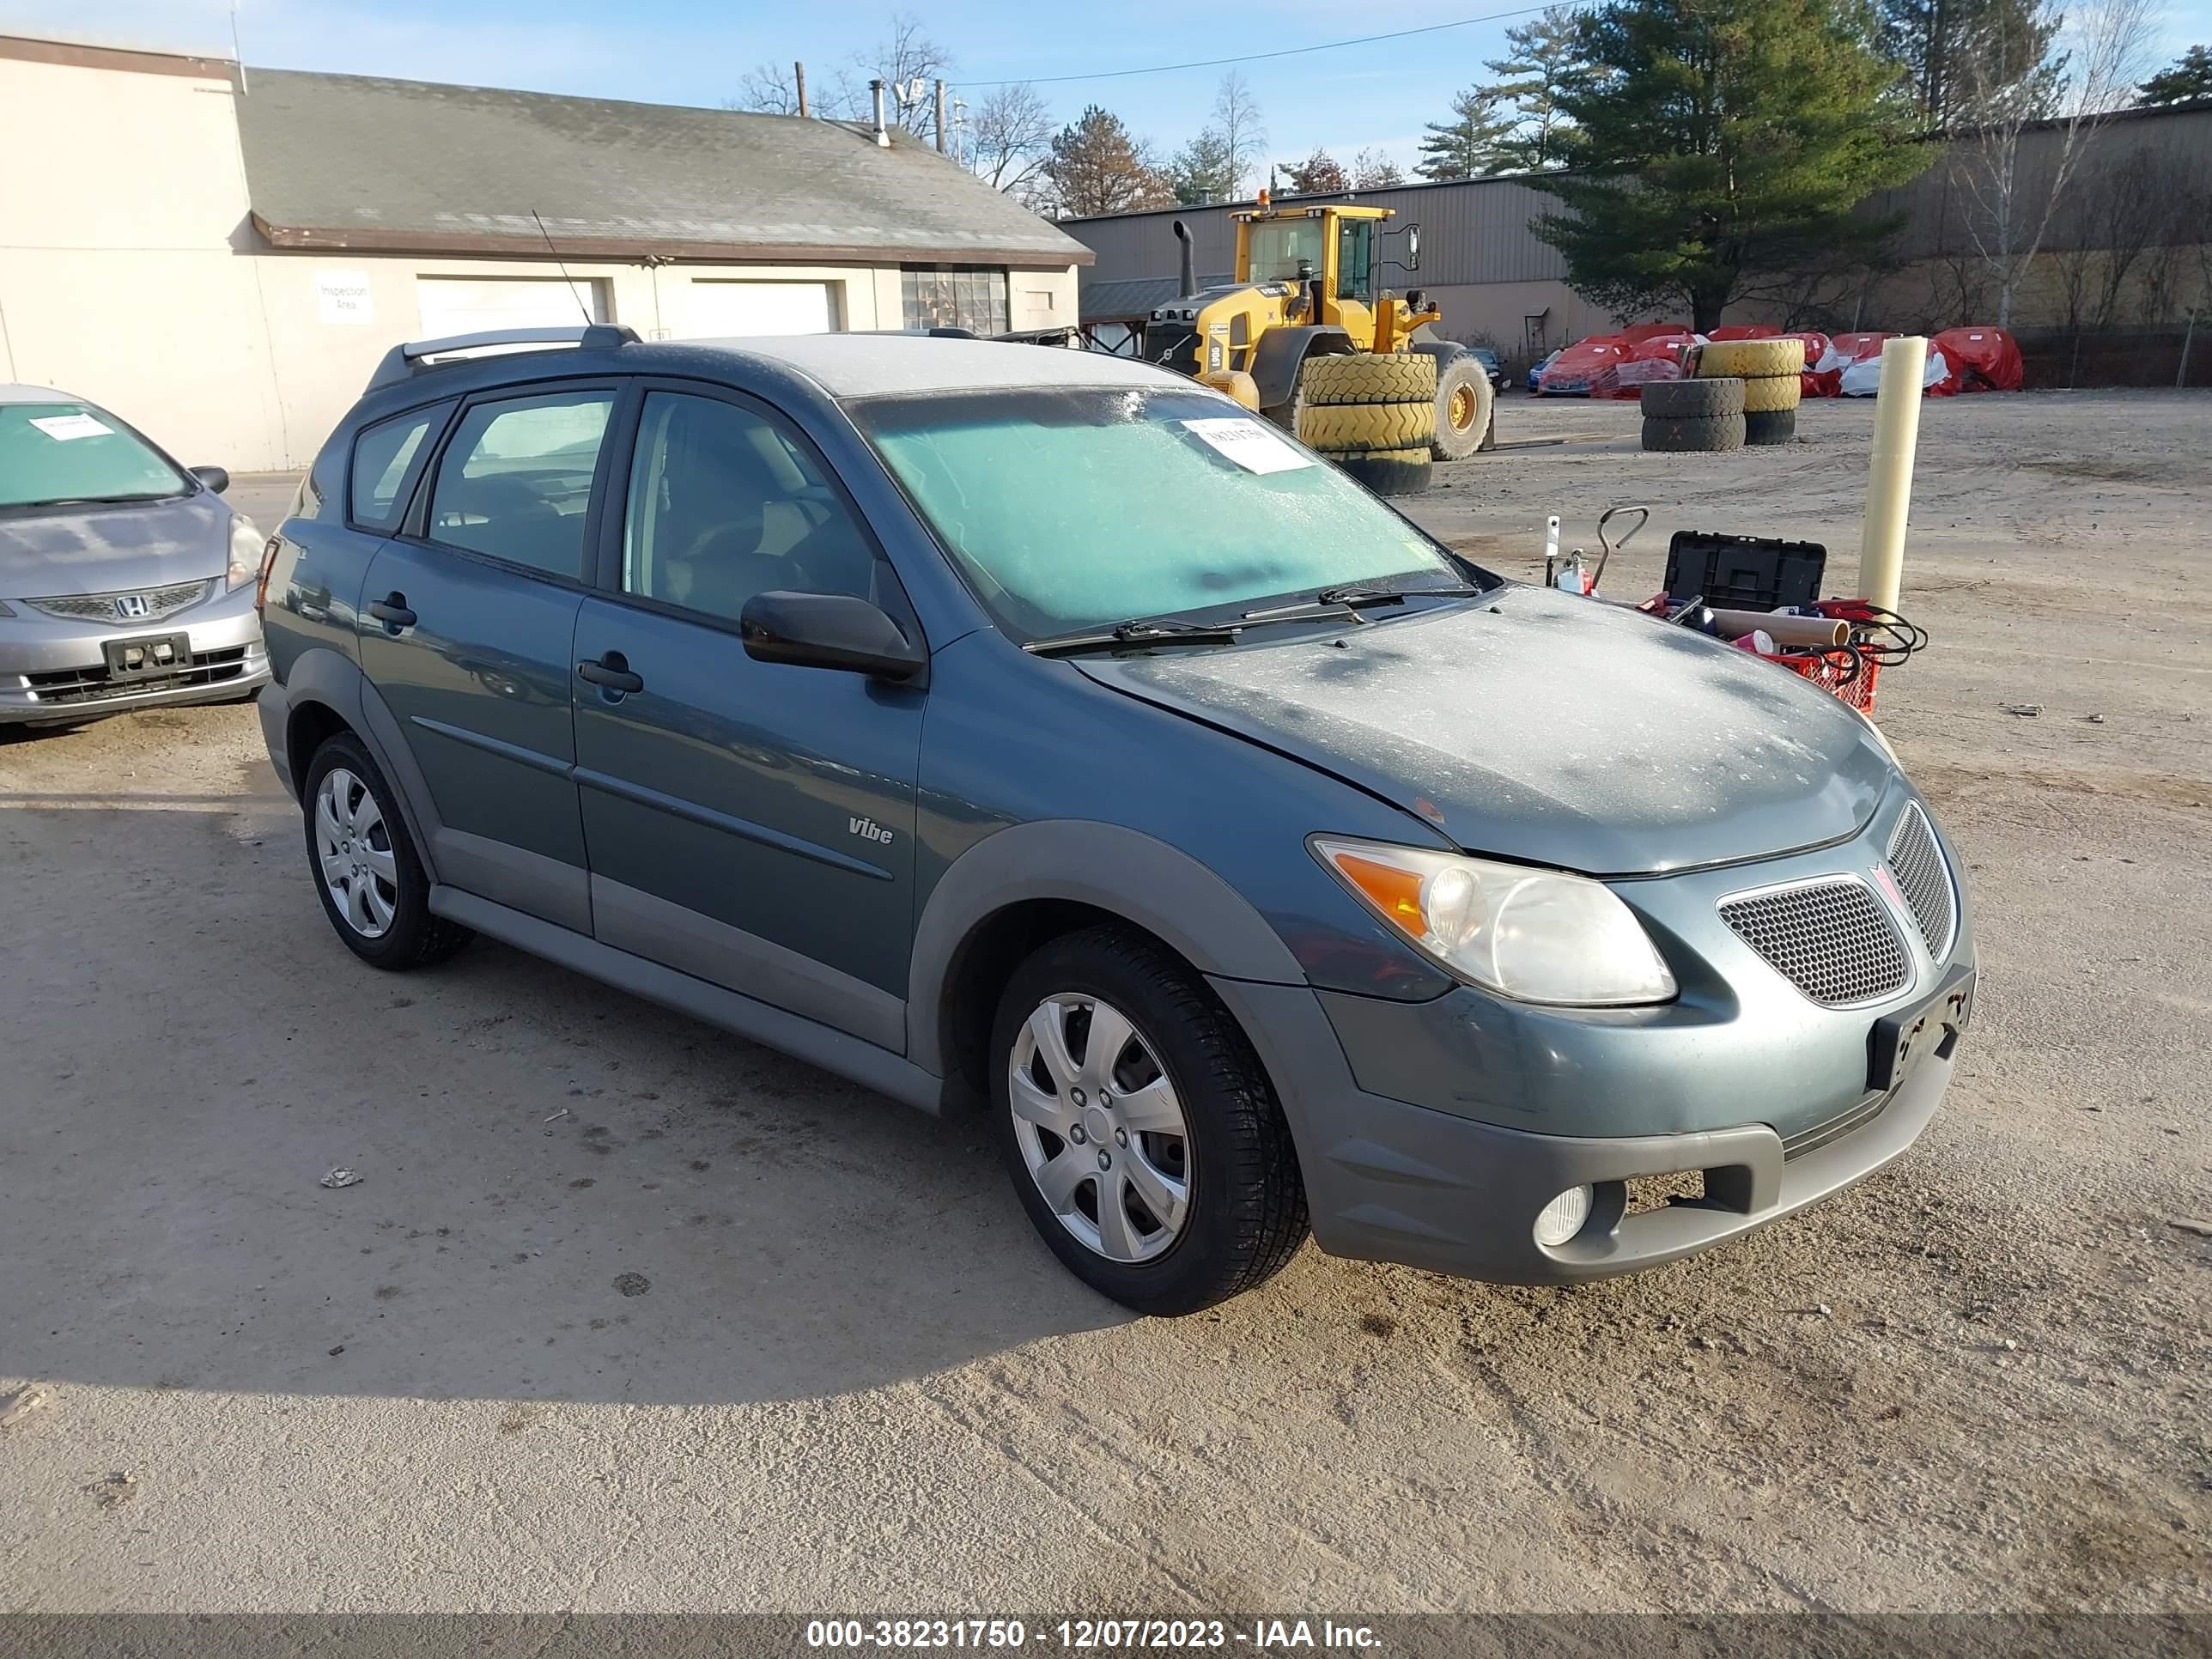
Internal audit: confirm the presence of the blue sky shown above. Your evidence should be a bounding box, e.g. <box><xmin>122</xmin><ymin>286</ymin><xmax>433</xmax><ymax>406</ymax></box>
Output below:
<box><xmin>11</xmin><ymin>0</ymin><xmax>2211</xmax><ymax>179</ymax></box>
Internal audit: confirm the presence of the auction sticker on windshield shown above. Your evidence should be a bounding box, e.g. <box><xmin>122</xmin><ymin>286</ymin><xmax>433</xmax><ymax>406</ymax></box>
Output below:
<box><xmin>1181</xmin><ymin>417</ymin><xmax>1313</xmax><ymax>475</ymax></box>
<box><xmin>28</xmin><ymin>413</ymin><xmax>113</xmax><ymax>442</ymax></box>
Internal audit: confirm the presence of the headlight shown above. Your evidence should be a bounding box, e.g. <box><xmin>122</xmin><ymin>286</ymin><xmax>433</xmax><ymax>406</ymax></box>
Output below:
<box><xmin>1312</xmin><ymin>836</ymin><xmax>1677</xmax><ymax>1006</ymax></box>
<box><xmin>227</xmin><ymin>517</ymin><xmax>265</xmax><ymax>591</ymax></box>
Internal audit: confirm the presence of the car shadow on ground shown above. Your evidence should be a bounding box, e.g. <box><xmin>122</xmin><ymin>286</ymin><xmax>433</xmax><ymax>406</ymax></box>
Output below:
<box><xmin>1</xmin><ymin>781</ymin><xmax>1133</xmax><ymax>1408</ymax></box>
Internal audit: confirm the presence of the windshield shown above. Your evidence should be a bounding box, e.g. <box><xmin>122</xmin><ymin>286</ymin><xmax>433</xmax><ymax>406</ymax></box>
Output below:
<box><xmin>1247</xmin><ymin>219</ymin><xmax>1326</xmax><ymax>284</ymax></box>
<box><xmin>0</xmin><ymin>402</ymin><xmax>189</xmax><ymax>511</ymax></box>
<box><xmin>855</xmin><ymin>386</ymin><xmax>1468</xmax><ymax>641</ymax></box>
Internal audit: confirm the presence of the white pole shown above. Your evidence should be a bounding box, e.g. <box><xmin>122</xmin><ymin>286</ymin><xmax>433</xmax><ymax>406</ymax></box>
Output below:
<box><xmin>1857</xmin><ymin>335</ymin><xmax>1927</xmax><ymax>612</ymax></box>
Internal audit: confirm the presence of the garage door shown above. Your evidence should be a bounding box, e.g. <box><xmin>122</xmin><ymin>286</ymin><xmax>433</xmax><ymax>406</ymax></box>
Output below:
<box><xmin>416</xmin><ymin>276</ymin><xmax>606</xmax><ymax>337</ymax></box>
<box><xmin>686</xmin><ymin>281</ymin><xmax>837</xmax><ymax>337</ymax></box>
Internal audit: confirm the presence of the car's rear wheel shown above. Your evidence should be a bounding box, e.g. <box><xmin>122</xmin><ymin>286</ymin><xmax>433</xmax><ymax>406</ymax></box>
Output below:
<box><xmin>301</xmin><ymin>732</ymin><xmax>471</xmax><ymax>970</ymax></box>
<box><xmin>989</xmin><ymin>926</ymin><xmax>1307</xmax><ymax>1315</ymax></box>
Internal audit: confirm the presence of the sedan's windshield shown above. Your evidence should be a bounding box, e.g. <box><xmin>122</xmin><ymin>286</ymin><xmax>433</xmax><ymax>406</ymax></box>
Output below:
<box><xmin>855</xmin><ymin>386</ymin><xmax>1470</xmax><ymax>641</ymax></box>
<box><xmin>0</xmin><ymin>402</ymin><xmax>190</xmax><ymax>511</ymax></box>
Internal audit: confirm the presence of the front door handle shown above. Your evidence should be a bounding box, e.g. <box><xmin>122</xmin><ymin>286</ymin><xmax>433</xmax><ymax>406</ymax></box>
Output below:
<box><xmin>577</xmin><ymin>652</ymin><xmax>644</xmax><ymax>695</ymax></box>
<box><xmin>368</xmin><ymin>592</ymin><xmax>416</xmax><ymax>630</ymax></box>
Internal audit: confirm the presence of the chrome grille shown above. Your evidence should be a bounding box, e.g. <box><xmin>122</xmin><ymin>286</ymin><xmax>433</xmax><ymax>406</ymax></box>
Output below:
<box><xmin>1718</xmin><ymin>878</ymin><xmax>1911</xmax><ymax>1006</ymax></box>
<box><xmin>26</xmin><ymin>580</ymin><xmax>212</xmax><ymax>625</ymax></box>
<box><xmin>1886</xmin><ymin>802</ymin><xmax>1956</xmax><ymax>960</ymax></box>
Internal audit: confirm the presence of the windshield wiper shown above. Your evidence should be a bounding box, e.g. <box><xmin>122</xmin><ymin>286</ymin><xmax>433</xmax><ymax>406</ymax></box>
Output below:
<box><xmin>12</xmin><ymin>492</ymin><xmax>176</xmax><ymax>510</ymax></box>
<box><xmin>1241</xmin><ymin>581</ymin><xmax>1486</xmax><ymax>627</ymax></box>
<box><xmin>1024</xmin><ymin>617</ymin><xmax>1248</xmax><ymax>657</ymax></box>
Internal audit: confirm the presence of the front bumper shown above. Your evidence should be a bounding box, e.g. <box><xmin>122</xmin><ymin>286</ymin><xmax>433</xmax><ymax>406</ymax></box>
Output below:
<box><xmin>0</xmin><ymin>583</ymin><xmax>268</xmax><ymax>724</ymax></box>
<box><xmin>1217</xmin><ymin>974</ymin><xmax>1966</xmax><ymax>1284</ymax></box>
<box><xmin>1218</xmin><ymin>785</ymin><xmax>1975</xmax><ymax>1284</ymax></box>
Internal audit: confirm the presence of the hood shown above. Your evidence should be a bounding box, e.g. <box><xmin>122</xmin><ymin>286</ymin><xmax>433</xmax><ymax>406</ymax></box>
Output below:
<box><xmin>0</xmin><ymin>494</ymin><xmax>230</xmax><ymax>599</ymax></box>
<box><xmin>1073</xmin><ymin>585</ymin><xmax>1895</xmax><ymax>876</ymax></box>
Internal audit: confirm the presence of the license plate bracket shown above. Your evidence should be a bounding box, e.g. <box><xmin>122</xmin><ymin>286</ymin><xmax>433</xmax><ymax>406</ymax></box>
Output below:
<box><xmin>1868</xmin><ymin>963</ymin><xmax>1975</xmax><ymax>1093</ymax></box>
<box><xmin>101</xmin><ymin>632</ymin><xmax>192</xmax><ymax>678</ymax></box>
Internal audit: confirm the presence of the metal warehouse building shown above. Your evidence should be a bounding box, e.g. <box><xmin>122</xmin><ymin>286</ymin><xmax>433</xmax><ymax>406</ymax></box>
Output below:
<box><xmin>0</xmin><ymin>33</ymin><xmax>1091</xmax><ymax>473</ymax></box>
<box><xmin>1063</xmin><ymin>101</ymin><xmax>2212</xmax><ymax>364</ymax></box>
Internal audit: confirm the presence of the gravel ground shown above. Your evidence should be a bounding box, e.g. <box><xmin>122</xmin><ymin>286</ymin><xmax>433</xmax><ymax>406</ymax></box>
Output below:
<box><xmin>1</xmin><ymin>391</ymin><xmax>2207</xmax><ymax>1617</ymax></box>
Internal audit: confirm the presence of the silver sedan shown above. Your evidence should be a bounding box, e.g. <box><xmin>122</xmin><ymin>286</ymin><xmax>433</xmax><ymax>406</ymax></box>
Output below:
<box><xmin>0</xmin><ymin>384</ymin><xmax>270</xmax><ymax>726</ymax></box>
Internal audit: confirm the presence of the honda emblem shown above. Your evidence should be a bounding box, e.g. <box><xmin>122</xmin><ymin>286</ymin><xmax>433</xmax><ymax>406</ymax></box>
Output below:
<box><xmin>114</xmin><ymin>594</ymin><xmax>149</xmax><ymax>620</ymax></box>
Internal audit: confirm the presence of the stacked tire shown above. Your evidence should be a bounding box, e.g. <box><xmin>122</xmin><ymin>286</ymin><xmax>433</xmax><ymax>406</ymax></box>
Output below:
<box><xmin>1640</xmin><ymin>376</ymin><xmax>1745</xmax><ymax>452</ymax></box>
<box><xmin>1296</xmin><ymin>355</ymin><xmax>1437</xmax><ymax>495</ymax></box>
<box><xmin>1698</xmin><ymin>337</ymin><xmax>1805</xmax><ymax>445</ymax></box>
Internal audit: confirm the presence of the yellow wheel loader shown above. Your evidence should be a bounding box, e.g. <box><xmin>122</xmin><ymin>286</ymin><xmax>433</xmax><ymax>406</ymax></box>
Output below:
<box><xmin>1143</xmin><ymin>198</ymin><xmax>1496</xmax><ymax>462</ymax></box>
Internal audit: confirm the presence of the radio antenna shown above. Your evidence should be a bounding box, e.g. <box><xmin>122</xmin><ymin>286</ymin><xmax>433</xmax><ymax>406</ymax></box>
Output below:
<box><xmin>532</xmin><ymin>210</ymin><xmax>593</xmax><ymax>325</ymax></box>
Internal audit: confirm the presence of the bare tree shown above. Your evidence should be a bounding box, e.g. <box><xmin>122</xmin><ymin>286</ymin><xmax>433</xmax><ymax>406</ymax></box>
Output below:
<box><xmin>854</xmin><ymin>12</ymin><xmax>954</xmax><ymax>144</ymax></box>
<box><xmin>1211</xmin><ymin>72</ymin><xmax>1267</xmax><ymax>198</ymax></box>
<box><xmin>963</xmin><ymin>82</ymin><xmax>1054</xmax><ymax>200</ymax></box>
<box><xmin>732</xmin><ymin>61</ymin><xmax>856</xmax><ymax>117</ymax></box>
<box><xmin>1350</xmin><ymin>148</ymin><xmax>1405</xmax><ymax>189</ymax></box>
<box><xmin>1948</xmin><ymin>0</ymin><xmax>2158</xmax><ymax>325</ymax></box>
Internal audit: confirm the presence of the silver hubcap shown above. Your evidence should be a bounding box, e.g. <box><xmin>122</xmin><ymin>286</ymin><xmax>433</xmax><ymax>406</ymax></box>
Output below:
<box><xmin>314</xmin><ymin>767</ymin><xmax>398</xmax><ymax>939</ymax></box>
<box><xmin>1010</xmin><ymin>993</ymin><xmax>1191</xmax><ymax>1264</ymax></box>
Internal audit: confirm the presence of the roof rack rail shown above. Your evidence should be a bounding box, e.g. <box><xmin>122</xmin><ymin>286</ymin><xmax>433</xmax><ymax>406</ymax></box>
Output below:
<box><xmin>365</xmin><ymin>324</ymin><xmax>639</xmax><ymax>392</ymax></box>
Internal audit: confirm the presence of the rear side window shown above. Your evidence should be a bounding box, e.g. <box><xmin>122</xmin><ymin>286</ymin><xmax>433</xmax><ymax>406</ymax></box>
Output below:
<box><xmin>426</xmin><ymin>391</ymin><xmax>613</xmax><ymax>580</ymax></box>
<box><xmin>349</xmin><ymin>405</ymin><xmax>447</xmax><ymax>530</ymax></box>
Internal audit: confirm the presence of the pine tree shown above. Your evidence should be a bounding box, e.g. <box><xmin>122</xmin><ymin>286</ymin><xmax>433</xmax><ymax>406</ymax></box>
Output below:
<box><xmin>1042</xmin><ymin>106</ymin><xmax>1175</xmax><ymax>217</ymax></box>
<box><xmin>1532</xmin><ymin>0</ymin><xmax>1933</xmax><ymax>331</ymax></box>
<box><xmin>1876</xmin><ymin>0</ymin><xmax>2061</xmax><ymax>129</ymax></box>
<box><xmin>1485</xmin><ymin>6</ymin><xmax>1585</xmax><ymax>170</ymax></box>
<box><xmin>1170</xmin><ymin>128</ymin><xmax>1237</xmax><ymax>204</ymax></box>
<box><xmin>2136</xmin><ymin>44</ymin><xmax>2212</xmax><ymax>106</ymax></box>
<box><xmin>1417</xmin><ymin>88</ymin><xmax>1517</xmax><ymax>179</ymax></box>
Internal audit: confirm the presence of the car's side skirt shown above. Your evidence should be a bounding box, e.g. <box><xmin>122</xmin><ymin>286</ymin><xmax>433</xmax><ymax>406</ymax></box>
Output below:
<box><xmin>428</xmin><ymin>886</ymin><xmax>951</xmax><ymax>1116</ymax></box>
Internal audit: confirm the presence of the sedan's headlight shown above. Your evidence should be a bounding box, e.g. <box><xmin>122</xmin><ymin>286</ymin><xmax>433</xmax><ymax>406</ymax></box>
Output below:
<box><xmin>227</xmin><ymin>517</ymin><xmax>265</xmax><ymax>591</ymax></box>
<box><xmin>1313</xmin><ymin>836</ymin><xmax>1677</xmax><ymax>1006</ymax></box>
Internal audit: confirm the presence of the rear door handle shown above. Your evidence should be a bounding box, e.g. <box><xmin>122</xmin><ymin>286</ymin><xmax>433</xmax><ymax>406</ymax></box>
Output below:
<box><xmin>368</xmin><ymin>592</ymin><xmax>416</xmax><ymax>630</ymax></box>
<box><xmin>576</xmin><ymin>652</ymin><xmax>643</xmax><ymax>695</ymax></box>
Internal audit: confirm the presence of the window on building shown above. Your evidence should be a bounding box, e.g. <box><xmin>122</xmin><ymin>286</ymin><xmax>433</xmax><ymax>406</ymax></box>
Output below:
<box><xmin>426</xmin><ymin>391</ymin><xmax>612</xmax><ymax>579</ymax></box>
<box><xmin>901</xmin><ymin>267</ymin><xmax>1009</xmax><ymax>336</ymax></box>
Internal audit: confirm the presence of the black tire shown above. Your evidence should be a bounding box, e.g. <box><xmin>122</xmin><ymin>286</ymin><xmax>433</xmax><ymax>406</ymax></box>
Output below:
<box><xmin>1429</xmin><ymin>356</ymin><xmax>1495</xmax><ymax>461</ymax></box>
<box><xmin>1744</xmin><ymin>406</ymin><xmax>1799</xmax><ymax>446</ymax></box>
<box><xmin>988</xmin><ymin>925</ymin><xmax>1309</xmax><ymax>1316</ymax></box>
<box><xmin>301</xmin><ymin>731</ymin><xmax>472</xmax><ymax>970</ymax></box>
<box><xmin>1641</xmin><ymin>412</ymin><xmax>1747</xmax><ymax>453</ymax></box>
<box><xmin>1335</xmin><ymin>447</ymin><xmax>1434</xmax><ymax>495</ymax></box>
<box><xmin>1641</xmin><ymin>376</ymin><xmax>1745</xmax><ymax>419</ymax></box>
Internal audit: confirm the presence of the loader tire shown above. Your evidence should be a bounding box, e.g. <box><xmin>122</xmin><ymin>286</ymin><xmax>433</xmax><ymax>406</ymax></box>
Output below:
<box><xmin>1334</xmin><ymin>447</ymin><xmax>1433</xmax><ymax>495</ymax></box>
<box><xmin>1641</xmin><ymin>412</ymin><xmax>1747</xmax><ymax>453</ymax></box>
<box><xmin>1298</xmin><ymin>353</ymin><xmax>1437</xmax><ymax>408</ymax></box>
<box><xmin>1741</xmin><ymin>372</ymin><xmax>1802</xmax><ymax>413</ymax></box>
<box><xmin>1429</xmin><ymin>356</ymin><xmax>1494</xmax><ymax>460</ymax></box>
<box><xmin>1640</xmin><ymin>376</ymin><xmax>1745</xmax><ymax>419</ymax></box>
<box><xmin>1298</xmin><ymin>400</ymin><xmax>1436</xmax><ymax>453</ymax></box>
<box><xmin>1743</xmin><ymin>406</ymin><xmax>1798</xmax><ymax>446</ymax></box>
<box><xmin>1699</xmin><ymin>338</ymin><xmax>1807</xmax><ymax>380</ymax></box>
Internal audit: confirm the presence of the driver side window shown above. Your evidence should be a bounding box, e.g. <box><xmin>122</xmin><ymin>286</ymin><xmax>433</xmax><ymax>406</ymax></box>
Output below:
<box><xmin>1337</xmin><ymin>221</ymin><xmax>1374</xmax><ymax>306</ymax></box>
<box><xmin>623</xmin><ymin>392</ymin><xmax>878</xmax><ymax>626</ymax></box>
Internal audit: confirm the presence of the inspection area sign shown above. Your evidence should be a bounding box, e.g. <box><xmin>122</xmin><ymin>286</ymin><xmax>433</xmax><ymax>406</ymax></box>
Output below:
<box><xmin>315</xmin><ymin>270</ymin><xmax>374</xmax><ymax>325</ymax></box>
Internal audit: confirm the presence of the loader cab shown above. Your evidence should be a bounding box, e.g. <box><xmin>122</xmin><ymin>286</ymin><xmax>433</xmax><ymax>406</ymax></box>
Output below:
<box><xmin>1233</xmin><ymin>203</ymin><xmax>1392</xmax><ymax>345</ymax></box>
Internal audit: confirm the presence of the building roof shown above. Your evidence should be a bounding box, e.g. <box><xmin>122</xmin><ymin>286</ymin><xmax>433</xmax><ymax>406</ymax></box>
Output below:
<box><xmin>234</xmin><ymin>68</ymin><xmax>1091</xmax><ymax>269</ymax></box>
<box><xmin>681</xmin><ymin>334</ymin><xmax>1183</xmax><ymax>398</ymax></box>
<box><xmin>1078</xmin><ymin>274</ymin><xmax>1232</xmax><ymax>323</ymax></box>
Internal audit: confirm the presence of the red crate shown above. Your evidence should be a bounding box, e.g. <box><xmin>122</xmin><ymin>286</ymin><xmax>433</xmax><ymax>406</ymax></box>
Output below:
<box><xmin>1760</xmin><ymin>646</ymin><xmax>1878</xmax><ymax>712</ymax></box>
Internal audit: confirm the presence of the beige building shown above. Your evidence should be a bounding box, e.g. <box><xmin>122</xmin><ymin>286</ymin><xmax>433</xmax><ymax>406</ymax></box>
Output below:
<box><xmin>0</xmin><ymin>34</ymin><xmax>1090</xmax><ymax>473</ymax></box>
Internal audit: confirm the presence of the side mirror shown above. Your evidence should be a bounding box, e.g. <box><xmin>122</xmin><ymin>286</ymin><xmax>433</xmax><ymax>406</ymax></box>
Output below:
<box><xmin>740</xmin><ymin>590</ymin><xmax>925</xmax><ymax>682</ymax></box>
<box><xmin>1405</xmin><ymin>225</ymin><xmax>1421</xmax><ymax>270</ymax></box>
<box><xmin>191</xmin><ymin>465</ymin><xmax>231</xmax><ymax>495</ymax></box>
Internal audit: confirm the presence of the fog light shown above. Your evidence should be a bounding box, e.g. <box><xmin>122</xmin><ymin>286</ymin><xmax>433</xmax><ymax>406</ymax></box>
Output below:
<box><xmin>1533</xmin><ymin>1184</ymin><xmax>1594</xmax><ymax>1248</ymax></box>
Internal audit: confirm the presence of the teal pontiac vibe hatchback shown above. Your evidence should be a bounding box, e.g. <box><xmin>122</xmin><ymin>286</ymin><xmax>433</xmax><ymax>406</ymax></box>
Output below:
<box><xmin>255</xmin><ymin>325</ymin><xmax>1974</xmax><ymax>1315</ymax></box>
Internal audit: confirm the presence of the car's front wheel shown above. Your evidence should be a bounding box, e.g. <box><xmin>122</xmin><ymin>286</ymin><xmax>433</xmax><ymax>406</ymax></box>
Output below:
<box><xmin>301</xmin><ymin>731</ymin><xmax>471</xmax><ymax>970</ymax></box>
<box><xmin>989</xmin><ymin>926</ymin><xmax>1308</xmax><ymax>1315</ymax></box>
